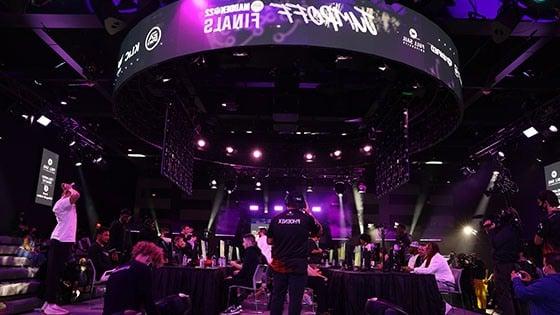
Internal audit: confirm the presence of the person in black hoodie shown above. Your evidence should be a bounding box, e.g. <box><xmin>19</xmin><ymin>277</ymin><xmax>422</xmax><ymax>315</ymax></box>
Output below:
<box><xmin>103</xmin><ymin>241</ymin><xmax>164</xmax><ymax>315</ymax></box>
<box><xmin>483</xmin><ymin>207</ymin><xmax>521</xmax><ymax>315</ymax></box>
<box><xmin>223</xmin><ymin>234</ymin><xmax>265</xmax><ymax>314</ymax></box>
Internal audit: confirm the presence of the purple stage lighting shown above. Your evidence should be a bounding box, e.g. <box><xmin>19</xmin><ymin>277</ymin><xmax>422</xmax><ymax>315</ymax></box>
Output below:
<box><xmin>361</xmin><ymin>144</ymin><xmax>373</xmax><ymax>153</ymax></box>
<box><xmin>249</xmin><ymin>205</ymin><xmax>259</xmax><ymax>211</ymax></box>
<box><xmin>311</xmin><ymin>206</ymin><xmax>321</xmax><ymax>212</ymax></box>
<box><xmin>274</xmin><ymin>205</ymin><xmax>284</xmax><ymax>211</ymax></box>
<box><xmin>196</xmin><ymin>138</ymin><xmax>207</xmax><ymax>148</ymax></box>
<box><xmin>226</xmin><ymin>146</ymin><xmax>235</xmax><ymax>154</ymax></box>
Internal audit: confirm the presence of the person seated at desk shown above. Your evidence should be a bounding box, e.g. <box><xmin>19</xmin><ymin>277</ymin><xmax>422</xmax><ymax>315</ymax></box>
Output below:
<box><xmin>224</xmin><ymin>234</ymin><xmax>265</xmax><ymax>314</ymax></box>
<box><xmin>88</xmin><ymin>227</ymin><xmax>118</xmax><ymax>280</ymax></box>
<box><xmin>412</xmin><ymin>242</ymin><xmax>454</xmax><ymax>289</ymax></box>
<box><xmin>308</xmin><ymin>235</ymin><xmax>323</xmax><ymax>266</ymax></box>
<box><xmin>103</xmin><ymin>241</ymin><xmax>164</xmax><ymax>315</ymax></box>
<box><xmin>405</xmin><ymin>241</ymin><xmax>424</xmax><ymax>270</ymax></box>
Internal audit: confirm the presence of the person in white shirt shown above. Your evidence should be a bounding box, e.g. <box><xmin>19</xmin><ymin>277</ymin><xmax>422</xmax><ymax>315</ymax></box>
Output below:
<box><xmin>413</xmin><ymin>242</ymin><xmax>455</xmax><ymax>287</ymax></box>
<box><xmin>43</xmin><ymin>182</ymin><xmax>80</xmax><ymax>315</ymax></box>
<box><xmin>406</xmin><ymin>241</ymin><xmax>423</xmax><ymax>270</ymax></box>
<box><xmin>256</xmin><ymin>227</ymin><xmax>272</xmax><ymax>264</ymax></box>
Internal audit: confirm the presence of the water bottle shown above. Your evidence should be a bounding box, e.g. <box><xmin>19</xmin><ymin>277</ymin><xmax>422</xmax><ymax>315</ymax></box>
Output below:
<box><xmin>182</xmin><ymin>254</ymin><xmax>187</xmax><ymax>266</ymax></box>
<box><xmin>199</xmin><ymin>256</ymin><xmax>205</xmax><ymax>268</ymax></box>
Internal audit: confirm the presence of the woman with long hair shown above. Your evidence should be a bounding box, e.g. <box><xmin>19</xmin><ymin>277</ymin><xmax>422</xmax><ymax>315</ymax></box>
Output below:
<box><xmin>414</xmin><ymin>242</ymin><xmax>455</xmax><ymax>287</ymax></box>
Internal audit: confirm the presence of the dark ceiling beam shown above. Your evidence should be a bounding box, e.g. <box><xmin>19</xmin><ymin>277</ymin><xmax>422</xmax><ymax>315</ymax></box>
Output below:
<box><xmin>0</xmin><ymin>13</ymin><xmax>102</xmax><ymax>29</ymax></box>
<box><xmin>463</xmin><ymin>37</ymin><xmax>552</xmax><ymax>109</ymax></box>
<box><xmin>443</xmin><ymin>19</ymin><xmax>560</xmax><ymax>37</ymax></box>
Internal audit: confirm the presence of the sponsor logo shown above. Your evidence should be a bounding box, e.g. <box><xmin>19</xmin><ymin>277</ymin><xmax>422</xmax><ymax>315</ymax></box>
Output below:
<box><xmin>552</xmin><ymin>170</ymin><xmax>558</xmax><ymax>179</ymax></box>
<box><xmin>278</xmin><ymin>218</ymin><xmax>301</xmax><ymax>224</ymax></box>
<box><xmin>204</xmin><ymin>1</ymin><xmax>261</xmax><ymax>34</ymax></box>
<box><xmin>402</xmin><ymin>27</ymin><xmax>424</xmax><ymax>53</ymax></box>
<box><xmin>116</xmin><ymin>42</ymin><xmax>140</xmax><ymax>77</ymax></box>
<box><xmin>145</xmin><ymin>26</ymin><xmax>162</xmax><ymax>51</ymax></box>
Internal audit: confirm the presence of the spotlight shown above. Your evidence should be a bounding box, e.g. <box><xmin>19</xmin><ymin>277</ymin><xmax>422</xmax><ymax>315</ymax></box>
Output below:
<box><xmin>196</xmin><ymin>138</ymin><xmax>207</xmax><ymax>148</ymax></box>
<box><xmin>463</xmin><ymin>225</ymin><xmax>478</xmax><ymax>236</ymax></box>
<box><xmin>225</xmin><ymin>146</ymin><xmax>235</xmax><ymax>154</ymax></box>
<box><xmin>334</xmin><ymin>181</ymin><xmax>345</xmax><ymax>197</ymax></box>
<box><xmin>225</xmin><ymin>180</ymin><xmax>237</xmax><ymax>194</ymax></box>
<box><xmin>69</xmin><ymin>141</ymin><xmax>76</xmax><ymax>147</ymax></box>
<box><xmin>210</xmin><ymin>179</ymin><xmax>218</xmax><ymax>189</ymax></box>
<box><xmin>252</xmin><ymin>149</ymin><xmax>263</xmax><ymax>160</ymax></box>
<box><xmin>330</xmin><ymin>150</ymin><xmax>342</xmax><ymax>160</ymax></box>
<box><xmin>493</xmin><ymin>171</ymin><xmax>500</xmax><ymax>176</ymax></box>
<box><xmin>304</xmin><ymin>152</ymin><xmax>315</xmax><ymax>162</ymax></box>
<box><xmin>128</xmin><ymin>153</ymin><xmax>146</xmax><ymax>158</ymax></box>
<box><xmin>306</xmin><ymin>186</ymin><xmax>313</xmax><ymax>193</ymax></box>
<box><xmin>75</xmin><ymin>162</ymin><xmax>82</xmax><ymax>167</ymax></box>
<box><xmin>378</xmin><ymin>64</ymin><xmax>388</xmax><ymax>71</ymax></box>
<box><xmin>274</xmin><ymin>205</ymin><xmax>284</xmax><ymax>211</ymax></box>
<box><xmin>341</xmin><ymin>133</ymin><xmax>348</xmax><ymax>136</ymax></box>
<box><xmin>498</xmin><ymin>151</ymin><xmax>505</xmax><ymax>158</ymax></box>
<box><xmin>311</xmin><ymin>206</ymin><xmax>321</xmax><ymax>212</ymax></box>
<box><xmin>246</xmin><ymin>130</ymin><xmax>253</xmax><ymax>134</ymax></box>
<box><xmin>249</xmin><ymin>205</ymin><xmax>259</xmax><ymax>211</ymax></box>
<box><xmin>358</xmin><ymin>182</ymin><xmax>367</xmax><ymax>194</ymax></box>
<box><xmin>60</xmin><ymin>100</ymin><xmax>67</xmax><ymax>105</ymax></box>
<box><xmin>360</xmin><ymin>144</ymin><xmax>373</xmax><ymax>155</ymax></box>
<box><xmin>37</xmin><ymin>115</ymin><xmax>51</xmax><ymax>127</ymax></box>
<box><xmin>549</xmin><ymin>125</ymin><xmax>558</xmax><ymax>133</ymax></box>
<box><xmin>255</xmin><ymin>181</ymin><xmax>262</xmax><ymax>191</ymax></box>
<box><xmin>93</xmin><ymin>156</ymin><xmax>103</xmax><ymax>164</ymax></box>
<box><xmin>162</xmin><ymin>78</ymin><xmax>171</xmax><ymax>83</ymax></box>
<box><xmin>425</xmin><ymin>161</ymin><xmax>443</xmax><ymax>165</ymax></box>
<box><xmin>523</xmin><ymin>127</ymin><xmax>539</xmax><ymax>138</ymax></box>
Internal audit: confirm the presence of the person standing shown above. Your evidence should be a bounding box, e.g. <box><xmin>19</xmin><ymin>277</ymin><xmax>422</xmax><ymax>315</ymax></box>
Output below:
<box><xmin>256</xmin><ymin>227</ymin><xmax>272</xmax><ymax>265</ymax></box>
<box><xmin>109</xmin><ymin>209</ymin><xmax>131</xmax><ymax>255</ymax></box>
<box><xmin>511</xmin><ymin>253</ymin><xmax>560</xmax><ymax>315</ymax></box>
<box><xmin>43</xmin><ymin>182</ymin><xmax>80</xmax><ymax>315</ymax></box>
<box><xmin>268</xmin><ymin>192</ymin><xmax>322</xmax><ymax>315</ymax></box>
<box><xmin>483</xmin><ymin>207</ymin><xmax>522</xmax><ymax>315</ymax></box>
<box><xmin>535</xmin><ymin>190</ymin><xmax>560</xmax><ymax>255</ymax></box>
<box><xmin>308</xmin><ymin>235</ymin><xmax>323</xmax><ymax>266</ymax></box>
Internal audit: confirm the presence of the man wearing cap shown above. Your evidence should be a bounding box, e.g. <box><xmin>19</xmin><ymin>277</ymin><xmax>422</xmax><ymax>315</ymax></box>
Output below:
<box><xmin>406</xmin><ymin>241</ymin><xmax>424</xmax><ymax>270</ymax></box>
<box><xmin>268</xmin><ymin>192</ymin><xmax>322</xmax><ymax>315</ymax></box>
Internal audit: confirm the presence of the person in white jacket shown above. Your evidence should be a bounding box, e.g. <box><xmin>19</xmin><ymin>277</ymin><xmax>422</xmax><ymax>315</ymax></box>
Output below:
<box><xmin>413</xmin><ymin>242</ymin><xmax>455</xmax><ymax>287</ymax></box>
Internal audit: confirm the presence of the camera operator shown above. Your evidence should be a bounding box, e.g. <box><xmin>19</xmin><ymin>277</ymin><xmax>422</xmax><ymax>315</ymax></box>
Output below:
<box><xmin>534</xmin><ymin>190</ymin><xmax>560</xmax><ymax>255</ymax></box>
<box><xmin>483</xmin><ymin>207</ymin><xmax>522</xmax><ymax>315</ymax></box>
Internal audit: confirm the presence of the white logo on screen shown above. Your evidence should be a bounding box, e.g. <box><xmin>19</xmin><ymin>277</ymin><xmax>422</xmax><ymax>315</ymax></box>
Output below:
<box><xmin>552</xmin><ymin>170</ymin><xmax>558</xmax><ymax>179</ymax></box>
<box><xmin>145</xmin><ymin>26</ymin><xmax>162</xmax><ymax>51</ymax></box>
<box><xmin>47</xmin><ymin>158</ymin><xmax>53</xmax><ymax>166</ymax></box>
<box><xmin>251</xmin><ymin>0</ymin><xmax>264</xmax><ymax>12</ymax></box>
<box><xmin>409</xmin><ymin>28</ymin><xmax>418</xmax><ymax>39</ymax></box>
<box><xmin>43</xmin><ymin>185</ymin><xmax>49</xmax><ymax>192</ymax></box>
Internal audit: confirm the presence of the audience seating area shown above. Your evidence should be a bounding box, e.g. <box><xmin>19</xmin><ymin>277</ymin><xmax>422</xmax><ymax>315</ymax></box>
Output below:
<box><xmin>0</xmin><ymin>236</ymin><xmax>42</xmax><ymax>314</ymax></box>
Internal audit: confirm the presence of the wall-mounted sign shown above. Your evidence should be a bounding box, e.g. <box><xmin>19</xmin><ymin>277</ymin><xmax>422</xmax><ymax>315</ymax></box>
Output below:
<box><xmin>35</xmin><ymin>148</ymin><xmax>59</xmax><ymax>206</ymax></box>
<box><xmin>114</xmin><ymin>0</ymin><xmax>463</xmax><ymax>101</ymax></box>
<box><xmin>545</xmin><ymin>161</ymin><xmax>560</xmax><ymax>198</ymax></box>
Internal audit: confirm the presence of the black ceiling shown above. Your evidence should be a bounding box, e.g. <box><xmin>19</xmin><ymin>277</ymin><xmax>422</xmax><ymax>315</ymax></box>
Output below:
<box><xmin>1</xmin><ymin>0</ymin><xmax>559</xmax><ymax>182</ymax></box>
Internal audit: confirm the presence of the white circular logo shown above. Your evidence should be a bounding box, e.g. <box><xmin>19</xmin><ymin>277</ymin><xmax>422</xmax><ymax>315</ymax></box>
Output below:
<box><xmin>43</xmin><ymin>185</ymin><xmax>49</xmax><ymax>192</ymax></box>
<box><xmin>553</xmin><ymin>170</ymin><xmax>558</xmax><ymax>179</ymax></box>
<box><xmin>47</xmin><ymin>158</ymin><xmax>53</xmax><ymax>166</ymax></box>
<box><xmin>145</xmin><ymin>26</ymin><xmax>162</xmax><ymax>51</ymax></box>
<box><xmin>251</xmin><ymin>0</ymin><xmax>264</xmax><ymax>12</ymax></box>
<box><xmin>409</xmin><ymin>28</ymin><xmax>418</xmax><ymax>39</ymax></box>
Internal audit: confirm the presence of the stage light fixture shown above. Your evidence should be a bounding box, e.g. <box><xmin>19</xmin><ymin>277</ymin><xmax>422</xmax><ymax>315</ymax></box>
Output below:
<box><xmin>358</xmin><ymin>182</ymin><xmax>367</xmax><ymax>194</ymax></box>
<box><xmin>341</xmin><ymin>132</ymin><xmax>347</xmax><ymax>136</ymax></box>
<box><xmin>37</xmin><ymin>115</ymin><xmax>51</xmax><ymax>127</ymax></box>
<box><xmin>549</xmin><ymin>125</ymin><xmax>558</xmax><ymax>132</ymax></box>
<box><xmin>462</xmin><ymin>225</ymin><xmax>478</xmax><ymax>236</ymax></box>
<box><xmin>128</xmin><ymin>153</ymin><xmax>146</xmax><ymax>158</ymax></box>
<box><xmin>274</xmin><ymin>205</ymin><xmax>284</xmax><ymax>211</ymax></box>
<box><xmin>75</xmin><ymin>162</ymin><xmax>82</xmax><ymax>167</ymax></box>
<box><xmin>255</xmin><ymin>181</ymin><xmax>262</xmax><ymax>191</ymax></box>
<box><xmin>330</xmin><ymin>150</ymin><xmax>342</xmax><ymax>160</ymax></box>
<box><xmin>378</xmin><ymin>64</ymin><xmax>388</xmax><ymax>71</ymax></box>
<box><xmin>311</xmin><ymin>206</ymin><xmax>322</xmax><ymax>212</ymax></box>
<box><xmin>249</xmin><ymin>205</ymin><xmax>259</xmax><ymax>211</ymax></box>
<box><xmin>425</xmin><ymin>161</ymin><xmax>443</xmax><ymax>165</ymax></box>
<box><xmin>162</xmin><ymin>78</ymin><xmax>171</xmax><ymax>83</ymax></box>
<box><xmin>246</xmin><ymin>130</ymin><xmax>253</xmax><ymax>134</ymax></box>
<box><xmin>93</xmin><ymin>156</ymin><xmax>103</xmax><ymax>164</ymax></box>
<box><xmin>210</xmin><ymin>179</ymin><xmax>218</xmax><ymax>189</ymax></box>
<box><xmin>304</xmin><ymin>152</ymin><xmax>315</xmax><ymax>162</ymax></box>
<box><xmin>196</xmin><ymin>138</ymin><xmax>207</xmax><ymax>148</ymax></box>
<box><xmin>523</xmin><ymin>127</ymin><xmax>539</xmax><ymax>138</ymax></box>
<box><xmin>252</xmin><ymin>149</ymin><xmax>263</xmax><ymax>160</ymax></box>
<box><xmin>360</xmin><ymin>144</ymin><xmax>373</xmax><ymax>155</ymax></box>
<box><xmin>334</xmin><ymin>181</ymin><xmax>346</xmax><ymax>197</ymax></box>
<box><xmin>497</xmin><ymin>151</ymin><xmax>506</xmax><ymax>161</ymax></box>
<box><xmin>60</xmin><ymin>100</ymin><xmax>68</xmax><ymax>105</ymax></box>
<box><xmin>69</xmin><ymin>141</ymin><xmax>76</xmax><ymax>147</ymax></box>
<box><xmin>225</xmin><ymin>146</ymin><xmax>235</xmax><ymax>155</ymax></box>
<box><xmin>306</xmin><ymin>186</ymin><xmax>313</xmax><ymax>193</ymax></box>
